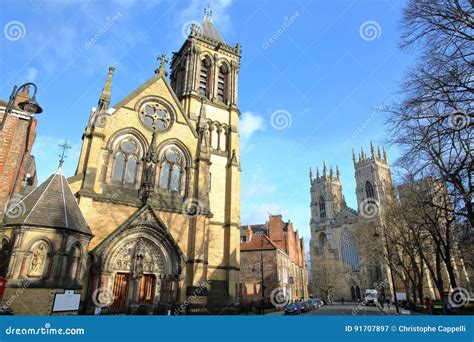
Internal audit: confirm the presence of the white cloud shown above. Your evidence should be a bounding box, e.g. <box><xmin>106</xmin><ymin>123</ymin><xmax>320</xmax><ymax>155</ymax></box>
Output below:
<box><xmin>240</xmin><ymin>111</ymin><xmax>265</xmax><ymax>150</ymax></box>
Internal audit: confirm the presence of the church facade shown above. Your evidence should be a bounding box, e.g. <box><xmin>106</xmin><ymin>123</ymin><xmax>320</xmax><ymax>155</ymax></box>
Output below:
<box><xmin>309</xmin><ymin>144</ymin><xmax>393</xmax><ymax>301</ymax></box>
<box><xmin>1</xmin><ymin>15</ymin><xmax>242</xmax><ymax>314</ymax></box>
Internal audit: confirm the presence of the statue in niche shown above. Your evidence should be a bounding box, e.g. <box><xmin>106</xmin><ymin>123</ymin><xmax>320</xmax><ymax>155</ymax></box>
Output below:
<box><xmin>30</xmin><ymin>244</ymin><xmax>46</xmax><ymax>276</ymax></box>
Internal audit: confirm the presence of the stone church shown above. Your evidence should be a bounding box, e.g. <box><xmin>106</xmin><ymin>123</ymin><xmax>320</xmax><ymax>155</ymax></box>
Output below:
<box><xmin>1</xmin><ymin>14</ymin><xmax>242</xmax><ymax>314</ymax></box>
<box><xmin>309</xmin><ymin>144</ymin><xmax>393</xmax><ymax>301</ymax></box>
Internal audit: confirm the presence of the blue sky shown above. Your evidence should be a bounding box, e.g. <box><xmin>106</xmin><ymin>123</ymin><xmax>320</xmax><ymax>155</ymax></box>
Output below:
<box><xmin>1</xmin><ymin>0</ymin><xmax>414</xmax><ymax>245</ymax></box>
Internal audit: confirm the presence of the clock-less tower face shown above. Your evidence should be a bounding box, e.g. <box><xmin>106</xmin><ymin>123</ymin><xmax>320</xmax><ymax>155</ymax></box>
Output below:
<box><xmin>138</xmin><ymin>100</ymin><xmax>173</xmax><ymax>131</ymax></box>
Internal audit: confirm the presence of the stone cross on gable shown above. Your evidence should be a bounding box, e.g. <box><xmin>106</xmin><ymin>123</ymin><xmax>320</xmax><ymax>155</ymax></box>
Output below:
<box><xmin>155</xmin><ymin>54</ymin><xmax>168</xmax><ymax>75</ymax></box>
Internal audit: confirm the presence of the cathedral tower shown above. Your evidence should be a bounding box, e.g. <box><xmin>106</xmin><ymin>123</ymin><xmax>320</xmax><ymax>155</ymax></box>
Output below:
<box><xmin>353</xmin><ymin>142</ymin><xmax>394</xmax><ymax>219</ymax></box>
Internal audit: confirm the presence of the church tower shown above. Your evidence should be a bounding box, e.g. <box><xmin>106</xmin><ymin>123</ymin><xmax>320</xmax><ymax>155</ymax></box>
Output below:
<box><xmin>353</xmin><ymin>143</ymin><xmax>394</xmax><ymax>219</ymax></box>
<box><xmin>68</xmin><ymin>7</ymin><xmax>242</xmax><ymax>313</ymax></box>
<box><xmin>309</xmin><ymin>163</ymin><xmax>343</xmax><ymax>228</ymax></box>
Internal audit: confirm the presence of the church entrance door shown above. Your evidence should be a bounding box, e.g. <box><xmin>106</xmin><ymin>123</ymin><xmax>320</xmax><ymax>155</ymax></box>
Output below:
<box><xmin>139</xmin><ymin>274</ymin><xmax>156</xmax><ymax>304</ymax></box>
<box><xmin>112</xmin><ymin>273</ymin><xmax>130</xmax><ymax>311</ymax></box>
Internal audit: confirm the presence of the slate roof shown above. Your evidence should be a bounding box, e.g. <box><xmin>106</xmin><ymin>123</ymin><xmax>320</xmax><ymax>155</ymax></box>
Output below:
<box><xmin>3</xmin><ymin>167</ymin><xmax>91</xmax><ymax>235</ymax></box>
<box><xmin>199</xmin><ymin>19</ymin><xmax>225</xmax><ymax>43</ymax></box>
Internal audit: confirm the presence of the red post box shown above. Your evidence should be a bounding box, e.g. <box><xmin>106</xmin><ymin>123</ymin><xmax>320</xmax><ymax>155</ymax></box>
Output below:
<box><xmin>0</xmin><ymin>277</ymin><xmax>7</xmax><ymax>298</ymax></box>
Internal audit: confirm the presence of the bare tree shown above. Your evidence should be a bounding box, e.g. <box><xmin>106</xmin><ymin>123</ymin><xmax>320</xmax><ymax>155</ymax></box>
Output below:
<box><xmin>388</xmin><ymin>0</ymin><xmax>473</xmax><ymax>228</ymax></box>
<box><xmin>313</xmin><ymin>248</ymin><xmax>351</xmax><ymax>302</ymax></box>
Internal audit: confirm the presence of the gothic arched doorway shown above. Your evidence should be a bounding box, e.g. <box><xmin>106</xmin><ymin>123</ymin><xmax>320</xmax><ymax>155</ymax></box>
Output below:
<box><xmin>90</xmin><ymin>210</ymin><xmax>185</xmax><ymax>313</ymax></box>
<box><xmin>351</xmin><ymin>286</ymin><xmax>356</xmax><ymax>301</ymax></box>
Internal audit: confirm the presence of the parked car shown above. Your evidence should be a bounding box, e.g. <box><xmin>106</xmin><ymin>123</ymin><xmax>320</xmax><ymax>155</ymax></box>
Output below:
<box><xmin>306</xmin><ymin>299</ymin><xmax>320</xmax><ymax>309</ymax></box>
<box><xmin>301</xmin><ymin>301</ymin><xmax>313</xmax><ymax>312</ymax></box>
<box><xmin>284</xmin><ymin>302</ymin><xmax>302</xmax><ymax>315</ymax></box>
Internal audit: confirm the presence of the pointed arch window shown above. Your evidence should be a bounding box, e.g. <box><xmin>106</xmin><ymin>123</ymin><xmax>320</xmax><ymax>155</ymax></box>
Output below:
<box><xmin>217</xmin><ymin>65</ymin><xmax>228</xmax><ymax>103</ymax></box>
<box><xmin>365</xmin><ymin>181</ymin><xmax>375</xmax><ymax>199</ymax></box>
<box><xmin>112</xmin><ymin>138</ymin><xmax>140</xmax><ymax>185</ymax></box>
<box><xmin>199</xmin><ymin>58</ymin><xmax>211</xmax><ymax>98</ymax></box>
<box><xmin>319</xmin><ymin>196</ymin><xmax>326</xmax><ymax>219</ymax></box>
<box><xmin>158</xmin><ymin>147</ymin><xmax>186</xmax><ymax>194</ymax></box>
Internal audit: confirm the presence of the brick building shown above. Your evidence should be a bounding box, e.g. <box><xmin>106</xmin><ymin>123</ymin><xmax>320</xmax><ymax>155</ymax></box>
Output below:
<box><xmin>240</xmin><ymin>215</ymin><xmax>308</xmax><ymax>306</ymax></box>
<box><xmin>0</xmin><ymin>87</ymin><xmax>38</xmax><ymax>221</ymax></box>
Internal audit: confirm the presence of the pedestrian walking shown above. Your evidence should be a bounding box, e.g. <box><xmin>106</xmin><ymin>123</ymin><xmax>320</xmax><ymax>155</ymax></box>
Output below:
<box><xmin>341</xmin><ymin>296</ymin><xmax>345</xmax><ymax>305</ymax></box>
<box><xmin>386</xmin><ymin>299</ymin><xmax>390</xmax><ymax>310</ymax></box>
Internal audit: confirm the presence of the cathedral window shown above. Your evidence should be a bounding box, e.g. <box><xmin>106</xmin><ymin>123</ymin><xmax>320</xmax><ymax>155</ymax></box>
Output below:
<box><xmin>217</xmin><ymin>65</ymin><xmax>228</xmax><ymax>103</ymax></box>
<box><xmin>158</xmin><ymin>147</ymin><xmax>185</xmax><ymax>193</ymax></box>
<box><xmin>139</xmin><ymin>101</ymin><xmax>173</xmax><ymax>132</ymax></box>
<box><xmin>199</xmin><ymin>58</ymin><xmax>211</xmax><ymax>98</ymax></box>
<box><xmin>319</xmin><ymin>196</ymin><xmax>326</xmax><ymax>219</ymax></box>
<box><xmin>68</xmin><ymin>245</ymin><xmax>82</xmax><ymax>281</ymax></box>
<box><xmin>365</xmin><ymin>181</ymin><xmax>375</xmax><ymax>199</ymax></box>
<box><xmin>112</xmin><ymin>138</ymin><xmax>139</xmax><ymax>185</ymax></box>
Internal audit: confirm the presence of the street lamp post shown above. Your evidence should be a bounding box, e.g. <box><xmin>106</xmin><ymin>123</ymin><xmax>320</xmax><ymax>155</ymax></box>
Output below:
<box><xmin>373</xmin><ymin>226</ymin><xmax>400</xmax><ymax>314</ymax></box>
<box><xmin>2</xmin><ymin>83</ymin><xmax>43</xmax><ymax>129</ymax></box>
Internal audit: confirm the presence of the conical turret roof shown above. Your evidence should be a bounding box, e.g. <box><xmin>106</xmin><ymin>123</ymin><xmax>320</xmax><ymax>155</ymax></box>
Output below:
<box><xmin>3</xmin><ymin>167</ymin><xmax>91</xmax><ymax>235</ymax></box>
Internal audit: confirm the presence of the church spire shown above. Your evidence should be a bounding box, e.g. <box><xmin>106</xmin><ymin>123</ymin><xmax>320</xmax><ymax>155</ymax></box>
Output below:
<box><xmin>99</xmin><ymin>66</ymin><xmax>115</xmax><ymax>108</ymax></box>
<box><xmin>309</xmin><ymin>166</ymin><xmax>313</xmax><ymax>182</ymax></box>
<box><xmin>323</xmin><ymin>161</ymin><xmax>327</xmax><ymax>178</ymax></box>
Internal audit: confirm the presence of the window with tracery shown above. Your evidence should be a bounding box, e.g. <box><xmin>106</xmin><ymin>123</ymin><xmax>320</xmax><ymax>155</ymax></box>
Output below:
<box><xmin>319</xmin><ymin>196</ymin><xmax>326</xmax><ymax>219</ymax></box>
<box><xmin>158</xmin><ymin>147</ymin><xmax>186</xmax><ymax>193</ymax></box>
<box><xmin>112</xmin><ymin>138</ymin><xmax>139</xmax><ymax>185</ymax></box>
<box><xmin>365</xmin><ymin>181</ymin><xmax>375</xmax><ymax>199</ymax></box>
